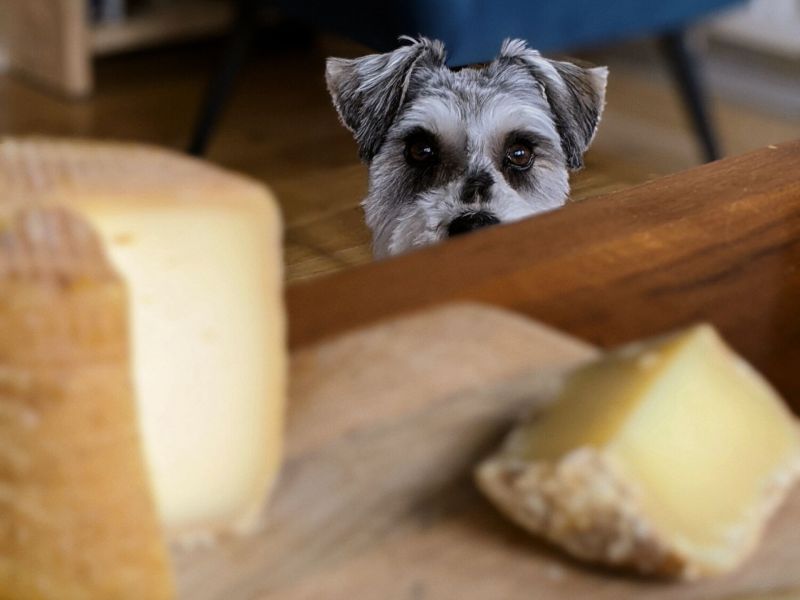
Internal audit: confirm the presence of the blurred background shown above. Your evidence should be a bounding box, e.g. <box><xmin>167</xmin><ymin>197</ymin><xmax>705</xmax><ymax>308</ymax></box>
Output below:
<box><xmin>1</xmin><ymin>0</ymin><xmax>798</xmax><ymax>283</ymax></box>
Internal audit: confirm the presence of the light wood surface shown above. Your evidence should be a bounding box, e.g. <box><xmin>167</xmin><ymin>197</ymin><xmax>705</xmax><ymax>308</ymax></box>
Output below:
<box><xmin>287</xmin><ymin>140</ymin><xmax>800</xmax><ymax>411</ymax></box>
<box><xmin>175</xmin><ymin>303</ymin><xmax>800</xmax><ymax>599</ymax></box>
<box><xmin>6</xmin><ymin>0</ymin><xmax>90</xmax><ymax>96</ymax></box>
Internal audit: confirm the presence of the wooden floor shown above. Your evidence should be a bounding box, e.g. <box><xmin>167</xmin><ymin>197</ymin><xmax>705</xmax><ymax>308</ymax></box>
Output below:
<box><xmin>1</xmin><ymin>34</ymin><xmax>798</xmax><ymax>283</ymax></box>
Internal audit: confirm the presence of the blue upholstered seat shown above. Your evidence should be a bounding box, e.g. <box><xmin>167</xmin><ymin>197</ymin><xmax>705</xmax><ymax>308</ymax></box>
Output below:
<box><xmin>277</xmin><ymin>0</ymin><xmax>743</xmax><ymax>65</ymax></box>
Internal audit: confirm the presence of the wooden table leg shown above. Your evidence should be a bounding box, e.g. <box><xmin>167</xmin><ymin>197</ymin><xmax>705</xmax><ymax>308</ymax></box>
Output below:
<box><xmin>6</xmin><ymin>0</ymin><xmax>91</xmax><ymax>97</ymax></box>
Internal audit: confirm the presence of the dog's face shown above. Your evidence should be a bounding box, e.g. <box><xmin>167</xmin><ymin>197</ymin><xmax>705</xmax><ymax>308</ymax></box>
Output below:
<box><xmin>326</xmin><ymin>38</ymin><xmax>608</xmax><ymax>258</ymax></box>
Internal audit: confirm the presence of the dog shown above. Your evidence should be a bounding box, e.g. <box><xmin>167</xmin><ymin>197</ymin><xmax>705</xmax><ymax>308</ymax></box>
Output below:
<box><xmin>326</xmin><ymin>37</ymin><xmax>608</xmax><ymax>258</ymax></box>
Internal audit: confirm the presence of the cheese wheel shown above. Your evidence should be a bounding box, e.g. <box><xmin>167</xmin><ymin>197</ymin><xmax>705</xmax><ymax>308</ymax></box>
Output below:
<box><xmin>0</xmin><ymin>138</ymin><xmax>288</xmax><ymax>596</ymax></box>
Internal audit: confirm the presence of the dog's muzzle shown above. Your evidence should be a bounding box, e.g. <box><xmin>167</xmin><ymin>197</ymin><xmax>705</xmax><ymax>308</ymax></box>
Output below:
<box><xmin>447</xmin><ymin>212</ymin><xmax>500</xmax><ymax>237</ymax></box>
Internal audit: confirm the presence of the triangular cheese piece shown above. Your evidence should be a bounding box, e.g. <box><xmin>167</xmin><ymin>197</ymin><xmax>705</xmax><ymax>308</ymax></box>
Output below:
<box><xmin>478</xmin><ymin>325</ymin><xmax>800</xmax><ymax>578</ymax></box>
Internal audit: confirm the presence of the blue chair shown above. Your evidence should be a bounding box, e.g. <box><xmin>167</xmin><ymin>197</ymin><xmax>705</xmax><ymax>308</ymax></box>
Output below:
<box><xmin>188</xmin><ymin>0</ymin><xmax>744</xmax><ymax>160</ymax></box>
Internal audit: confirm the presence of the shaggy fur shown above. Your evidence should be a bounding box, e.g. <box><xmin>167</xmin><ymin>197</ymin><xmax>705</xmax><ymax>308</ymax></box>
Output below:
<box><xmin>327</xmin><ymin>37</ymin><xmax>608</xmax><ymax>258</ymax></box>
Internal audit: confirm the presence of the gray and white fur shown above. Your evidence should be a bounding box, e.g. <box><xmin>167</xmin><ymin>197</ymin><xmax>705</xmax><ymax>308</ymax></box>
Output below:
<box><xmin>326</xmin><ymin>37</ymin><xmax>608</xmax><ymax>258</ymax></box>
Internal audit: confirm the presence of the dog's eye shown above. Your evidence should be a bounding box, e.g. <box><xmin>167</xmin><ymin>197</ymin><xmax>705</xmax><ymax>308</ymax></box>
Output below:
<box><xmin>505</xmin><ymin>143</ymin><xmax>534</xmax><ymax>170</ymax></box>
<box><xmin>405</xmin><ymin>138</ymin><xmax>437</xmax><ymax>165</ymax></box>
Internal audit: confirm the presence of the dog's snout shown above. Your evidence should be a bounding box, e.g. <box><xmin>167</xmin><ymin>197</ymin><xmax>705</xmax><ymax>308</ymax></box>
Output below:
<box><xmin>460</xmin><ymin>171</ymin><xmax>494</xmax><ymax>204</ymax></box>
<box><xmin>447</xmin><ymin>212</ymin><xmax>500</xmax><ymax>237</ymax></box>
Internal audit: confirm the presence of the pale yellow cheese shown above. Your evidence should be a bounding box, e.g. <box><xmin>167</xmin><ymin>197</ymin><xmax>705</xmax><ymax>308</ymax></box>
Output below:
<box><xmin>79</xmin><ymin>200</ymin><xmax>284</xmax><ymax>539</ymax></box>
<box><xmin>0</xmin><ymin>138</ymin><xmax>287</xmax><ymax>542</ymax></box>
<box><xmin>477</xmin><ymin>325</ymin><xmax>800</xmax><ymax>579</ymax></box>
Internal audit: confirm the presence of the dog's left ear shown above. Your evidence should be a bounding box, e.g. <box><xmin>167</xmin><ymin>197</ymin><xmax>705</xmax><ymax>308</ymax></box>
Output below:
<box><xmin>326</xmin><ymin>37</ymin><xmax>447</xmax><ymax>161</ymax></box>
<box><xmin>500</xmin><ymin>39</ymin><xmax>608</xmax><ymax>170</ymax></box>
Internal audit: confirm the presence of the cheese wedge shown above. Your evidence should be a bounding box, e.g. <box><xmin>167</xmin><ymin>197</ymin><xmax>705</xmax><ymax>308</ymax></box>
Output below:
<box><xmin>476</xmin><ymin>324</ymin><xmax>800</xmax><ymax>579</ymax></box>
<box><xmin>0</xmin><ymin>138</ymin><xmax>287</xmax><ymax>544</ymax></box>
<box><xmin>0</xmin><ymin>208</ymin><xmax>174</xmax><ymax>599</ymax></box>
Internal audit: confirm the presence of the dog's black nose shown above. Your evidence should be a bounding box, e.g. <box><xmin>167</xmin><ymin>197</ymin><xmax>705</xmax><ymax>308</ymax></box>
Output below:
<box><xmin>447</xmin><ymin>212</ymin><xmax>500</xmax><ymax>237</ymax></box>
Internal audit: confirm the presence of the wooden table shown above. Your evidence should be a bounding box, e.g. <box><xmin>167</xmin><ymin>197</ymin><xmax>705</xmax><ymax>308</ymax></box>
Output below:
<box><xmin>288</xmin><ymin>140</ymin><xmax>800</xmax><ymax>410</ymax></box>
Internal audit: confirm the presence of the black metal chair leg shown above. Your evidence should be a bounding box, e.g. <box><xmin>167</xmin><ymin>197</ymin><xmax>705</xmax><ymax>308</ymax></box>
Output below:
<box><xmin>188</xmin><ymin>0</ymin><xmax>259</xmax><ymax>156</ymax></box>
<box><xmin>660</xmin><ymin>30</ymin><xmax>721</xmax><ymax>163</ymax></box>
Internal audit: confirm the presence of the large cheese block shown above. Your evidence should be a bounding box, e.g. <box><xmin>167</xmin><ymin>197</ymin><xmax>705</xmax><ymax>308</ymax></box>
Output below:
<box><xmin>0</xmin><ymin>208</ymin><xmax>174</xmax><ymax>599</ymax></box>
<box><xmin>0</xmin><ymin>139</ymin><xmax>286</xmax><ymax>551</ymax></box>
<box><xmin>476</xmin><ymin>324</ymin><xmax>800</xmax><ymax>579</ymax></box>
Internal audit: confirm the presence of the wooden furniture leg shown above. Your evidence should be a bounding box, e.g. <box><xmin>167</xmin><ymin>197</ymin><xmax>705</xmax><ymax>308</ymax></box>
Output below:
<box><xmin>6</xmin><ymin>0</ymin><xmax>91</xmax><ymax>97</ymax></box>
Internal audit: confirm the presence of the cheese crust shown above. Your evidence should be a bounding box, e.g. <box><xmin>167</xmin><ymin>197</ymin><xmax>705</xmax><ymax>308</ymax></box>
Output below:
<box><xmin>0</xmin><ymin>208</ymin><xmax>174</xmax><ymax>599</ymax></box>
<box><xmin>477</xmin><ymin>444</ymin><xmax>800</xmax><ymax>579</ymax></box>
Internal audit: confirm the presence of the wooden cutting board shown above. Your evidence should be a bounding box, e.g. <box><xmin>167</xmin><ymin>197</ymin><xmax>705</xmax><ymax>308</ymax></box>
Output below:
<box><xmin>175</xmin><ymin>303</ymin><xmax>800</xmax><ymax>600</ymax></box>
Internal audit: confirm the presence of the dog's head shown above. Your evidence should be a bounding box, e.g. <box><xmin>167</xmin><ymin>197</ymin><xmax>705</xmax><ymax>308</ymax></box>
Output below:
<box><xmin>326</xmin><ymin>37</ymin><xmax>608</xmax><ymax>257</ymax></box>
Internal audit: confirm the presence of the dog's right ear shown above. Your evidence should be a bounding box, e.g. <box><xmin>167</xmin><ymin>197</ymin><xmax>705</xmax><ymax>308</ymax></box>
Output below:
<box><xmin>326</xmin><ymin>37</ymin><xmax>446</xmax><ymax>161</ymax></box>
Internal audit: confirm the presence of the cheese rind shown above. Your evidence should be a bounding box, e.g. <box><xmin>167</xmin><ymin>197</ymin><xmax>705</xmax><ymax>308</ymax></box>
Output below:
<box><xmin>0</xmin><ymin>138</ymin><xmax>287</xmax><ymax>542</ymax></box>
<box><xmin>477</xmin><ymin>325</ymin><xmax>800</xmax><ymax>579</ymax></box>
<box><xmin>0</xmin><ymin>208</ymin><xmax>174</xmax><ymax>599</ymax></box>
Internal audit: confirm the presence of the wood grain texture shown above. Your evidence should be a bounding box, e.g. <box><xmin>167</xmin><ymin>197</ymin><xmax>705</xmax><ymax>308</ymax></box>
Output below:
<box><xmin>2</xmin><ymin>35</ymin><xmax>799</xmax><ymax>282</ymax></box>
<box><xmin>287</xmin><ymin>141</ymin><xmax>800</xmax><ymax>409</ymax></box>
<box><xmin>175</xmin><ymin>304</ymin><xmax>800</xmax><ymax>599</ymax></box>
